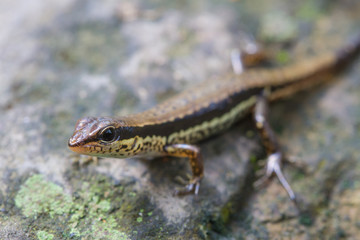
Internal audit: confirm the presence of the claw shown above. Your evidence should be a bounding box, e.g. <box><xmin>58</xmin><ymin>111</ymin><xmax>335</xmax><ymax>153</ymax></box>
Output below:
<box><xmin>231</xmin><ymin>48</ymin><xmax>244</xmax><ymax>75</ymax></box>
<box><xmin>174</xmin><ymin>174</ymin><xmax>190</xmax><ymax>185</ymax></box>
<box><xmin>253</xmin><ymin>94</ymin><xmax>297</xmax><ymax>204</ymax></box>
<box><xmin>173</xmin><ymin>177</ymin><xmax>201</xmax><ymax>196</ymax></box>
<box><xmin>255</xmin><ymin>152</ymin><xmax>296</xmax><ymax>202</ymax></box>
<box><xmin>72</xmin><ymin>155</ymin><xmax>98</xmax><ymax>166</ymax></box>
<box><xmin>194</xmin><ymin>181</ymin><xmax>200</xmax><ymax>195</ymax></box>
<box><xmin>165</xmin><ymin>144</ymin><xmax>203</xmax><ymax>196</ymax></box>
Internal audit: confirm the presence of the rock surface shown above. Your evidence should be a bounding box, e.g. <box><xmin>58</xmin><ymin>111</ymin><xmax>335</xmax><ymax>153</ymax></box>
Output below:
<box><xmin>1</xmin><ymin>0</ymin><xmax>360</xmax><ymax>239</ymax></box>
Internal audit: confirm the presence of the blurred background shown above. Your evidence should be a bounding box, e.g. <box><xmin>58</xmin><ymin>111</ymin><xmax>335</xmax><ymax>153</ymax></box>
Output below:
<box><xmin>0</xmin><ymin>0</ymin><xmax>360</xmax><ymax>239</ymax></box>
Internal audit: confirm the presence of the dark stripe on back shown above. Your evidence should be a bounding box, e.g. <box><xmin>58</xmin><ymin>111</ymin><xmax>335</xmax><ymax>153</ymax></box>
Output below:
<box><xmin>118</xmin><ymin>87</ymin><xmax>262</xmax><ymax>140</ymax></box>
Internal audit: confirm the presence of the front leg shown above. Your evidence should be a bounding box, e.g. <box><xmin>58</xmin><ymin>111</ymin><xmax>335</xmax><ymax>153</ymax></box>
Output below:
<box><xmin>254</xmin><ymin>94</ymin><xmax>296</xmax><ymax>202</ymax></box>
<box><xmin>164</xmin><ymin>144</ymin><xmax>204</xmax><ymax>195</ymax></box>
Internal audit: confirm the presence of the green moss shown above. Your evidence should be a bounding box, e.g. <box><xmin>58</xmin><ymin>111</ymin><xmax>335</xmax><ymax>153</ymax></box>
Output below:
<box><xmin>296</xmin><ymin>0</ymin><xmax>324</xmax><ymax>21</ymax></box>
<box><xmin>246</xmin><ymin>130</ymin><xmax>255</xmax><ymax>138</ymax></box>
<box><xmin>275</xmin><ymin>50</ymin><xmax>290</xmax><ymax>65</ymax></box>
<box><xmin>45</xmin><ymin>21</ymin><xmax>126</xmax><ymax>72</ymax></box>
<box><xmin>89</xmin><ymin>218</ymin><xmax>129</xmax><ymax>240</ymax></box>
<box><xmin>259</xmin><ymin>11</ymin><xmax>298</xmax><ymax>43</ymax></box>
<box><xmin>220</xmin><ymin>203</ymin><xmax>231</xmax><ymax>223</ymax></box>
<box><xmin>299</xmin><ymin>212</ymin><xmax>314</xmax><ymax>226</ymax></box>
<box><xmin>249</xmin><ymin>155</ymin><xmax>258</xmax><ymax>165</ymax></box>
<box><xmin>15</xmin><ymin>174</ymin><xmax>132</xmax><ymax>239</ymax></box>
<box><xmin>136</xmin><ymin>216</ymin><xmax>143</xmax><ymax>223</ymax></box>
<box><xmin>12</xmin><ymin>169</ymin><xmax>176</xmax><ymax>239</ymax></box>
<box><xmin>14</xmin><ymin>174</ymin><xmax>72</xmax><ymax>218</ymax></box>
<box><xmin>67</xmin><ymin>175</ymin><xmax>131</xmax><ymax>239</ymax></box>
<box><xmin>69</xmin><ymin>228</ymin><xmax>81</xmax><ymax>238</ymax></box>
<box><xmin>37</xmin><ymin>231</ymin><xmax>54</xmax><ymax>240</ymax></box>
<box><xmin>167</xmin><ymin>28</ymin><xmax>196</xmax><ymax>58</ymax></box>
<box><xmin>128</xmin><ymin>192</ymin><xmax>137</xmax><ymax>197</ymax></box>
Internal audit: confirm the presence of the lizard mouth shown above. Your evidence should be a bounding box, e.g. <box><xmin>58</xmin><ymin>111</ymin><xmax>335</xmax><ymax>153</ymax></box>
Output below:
<box><xmin>68</xmin><ymin>137</ymin><xmax>103</xmax><ymax>155</ymax></box>
<box><xmin>68</xmin><ymin>139</ymin><xmax>83</xmax><ymax>153</ymax></box>
<box><xmin>68</xmin><ymin>137</ymin><xmax>89</xmax><ymax>154</ymax></box>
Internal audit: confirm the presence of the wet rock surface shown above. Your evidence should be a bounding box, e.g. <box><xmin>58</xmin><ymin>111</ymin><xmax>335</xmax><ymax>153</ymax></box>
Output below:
<box><xmin>1</xmin><ymin>0</ymin><xmax>360</xmax><ymax>239</ymax></box>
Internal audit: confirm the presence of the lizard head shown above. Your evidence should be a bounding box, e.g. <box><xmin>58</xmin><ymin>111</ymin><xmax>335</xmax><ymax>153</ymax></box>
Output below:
<box><xmin>68</xmin><ymin>117</ymin><xmax>139</xmax><ymax>158</ymax></box>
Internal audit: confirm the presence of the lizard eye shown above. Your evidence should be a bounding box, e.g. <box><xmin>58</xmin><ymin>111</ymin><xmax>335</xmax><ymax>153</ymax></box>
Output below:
<box><xmin>99</xmin><ymin>126</ymin><xmax>117</xmax><ymax>142</ymax></box>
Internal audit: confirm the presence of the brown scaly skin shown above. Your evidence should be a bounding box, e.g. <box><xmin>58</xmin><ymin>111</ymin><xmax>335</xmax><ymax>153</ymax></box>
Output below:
<box><xmin>69</xmin><ymin>34</ymin><xmax>360</xmax><ymax>197</ymax></box>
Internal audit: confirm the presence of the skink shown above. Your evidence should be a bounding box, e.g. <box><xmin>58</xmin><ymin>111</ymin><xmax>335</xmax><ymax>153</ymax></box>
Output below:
<box><xmin>68</xmin><ymin>34</ymin><xmax>360</xmax><ymax>198</ymax></box>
